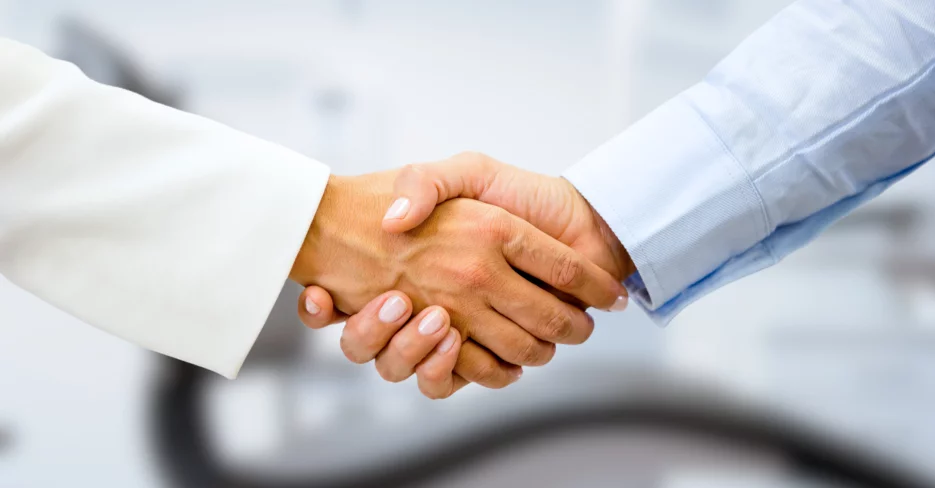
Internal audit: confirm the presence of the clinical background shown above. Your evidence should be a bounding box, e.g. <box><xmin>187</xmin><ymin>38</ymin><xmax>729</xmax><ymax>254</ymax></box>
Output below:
<box><xmin>2</xmin><ymin>1</ymin><xmax>935</xmax><ymax>487</ymax></box>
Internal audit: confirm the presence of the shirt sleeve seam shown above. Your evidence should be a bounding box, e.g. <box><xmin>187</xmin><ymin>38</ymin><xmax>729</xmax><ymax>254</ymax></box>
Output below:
<box><xmin>685</xmin><ymin>95</ymin><xmax>775</xmax><ymax>249</ymax></box>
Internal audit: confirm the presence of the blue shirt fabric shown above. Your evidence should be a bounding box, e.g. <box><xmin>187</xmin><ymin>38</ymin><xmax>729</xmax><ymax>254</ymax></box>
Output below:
<box><xmin>564</xmin><ymin>0</ymin><xmax>935</xmax><ymax>324</ymax></box>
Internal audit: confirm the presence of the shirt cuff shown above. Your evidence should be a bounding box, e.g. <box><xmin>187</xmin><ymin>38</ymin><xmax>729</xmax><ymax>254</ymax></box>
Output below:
<box><xmin>563</xmin><ymin>95</ymin><xmax>770</xmax><ymax>325</ymax></box>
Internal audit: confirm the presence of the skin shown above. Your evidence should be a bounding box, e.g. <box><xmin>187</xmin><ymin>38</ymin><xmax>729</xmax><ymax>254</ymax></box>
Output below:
<box><xmin>299</xmin><ymin>153</ymin><xmax>635</xmax><ymax>399</ymax></box>
<box><xmin>290</xmin><ymin>168</ymin><xmax>626</xmax><ymax>390</ymax></box>
<box><xmin>299</xmin><ymin>289</ymin><xmax>463</xmax><ymax>398</ymax></box>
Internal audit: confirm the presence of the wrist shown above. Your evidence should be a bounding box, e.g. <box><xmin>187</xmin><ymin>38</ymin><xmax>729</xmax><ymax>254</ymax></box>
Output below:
<box><xmin>590</xmin><ymin>204</ymin><xmax>636</xmax><ymax>280</ymax></box>
<box><xmin>290</xmin><ymin>174</ymin><xmax>342</xmax><ymax>285</ymax></box>
<box><xmin>289</xmin><ymin>174</ymin><xmax>402</xmax><ymax>309</ymax></box>
<box><xmin>560</xmin><ymin>176</ymin><xmax>636</xmax><ymax>282</ymax></box>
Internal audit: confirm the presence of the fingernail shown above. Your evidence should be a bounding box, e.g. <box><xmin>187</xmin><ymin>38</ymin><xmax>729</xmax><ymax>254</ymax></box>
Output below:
<box><xmin>510</xmin><ymin>367</ymin><xmax>524</xmax><ymax>381</ymax></box>
<box><xmin>608</xmin><ymin>295</ymin><xmax>629</xmax><ymax>312</ymax></box>
<box><xmin>438</xmin><ymin>330</ymin><xmax>458</xmax><ymax>353</ymax></box>
<box><xmin>418</xmin><ymin>309</ymin><xmax>445</xmax><ymax>336</ymax></box>
<box><xmin>378</xmin><ymin>296</ymin><xmax>407</xmax><ymax>323</ymax></box>
<box><xmin>305</xmin><ymin>297</ymin><xmax>321</xmax><ymax>316</ymax></box>
<box><xmin>383</xmin><ymin>198</ymin><xmax>411</xmax><ymax>221</ymax></box>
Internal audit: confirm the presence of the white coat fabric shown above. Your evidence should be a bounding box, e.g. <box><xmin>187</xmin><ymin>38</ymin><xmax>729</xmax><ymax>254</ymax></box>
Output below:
<box><xmin>0</xmin><ymin>39</ymin><xmax>330</xmax><ymax>378</ymax></box>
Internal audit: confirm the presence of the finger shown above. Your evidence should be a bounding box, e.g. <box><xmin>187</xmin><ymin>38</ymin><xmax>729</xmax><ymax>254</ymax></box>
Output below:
<box><xmin>491</xmin><ymin>272</ymin><xmax>596</xmax><ymax>345</ymax></box>
<box><xmin>454</xmin><ymin>340</ymin><xmax>523</xmax><ymax>389</ymax></box>
<box><xmin>340</xmin><ymin>292</ymin><xmax>413</xmax><ymax>364</ymax></box>
<box><xmin>298</xmin><ymin>286</ymin><xmax>347</xmax><ymax>329</ymax></box>
<box><xmin>415</xmin><ymin>328</ymin><xmax>465</xmax><ymax>399</ymax></box>
<box><xmin>382</xmin><ymin>153</ymin><xmax>500</xmax><ymax>233</ymax></box>
<box><xmin>449</xmin><ymin>374</ymin><xmax>470</xmax><ymax>396</ymax></box>
<box><xmin>461</xmin><ymin>309</ymin><xmax>556</xmax><ymax>367</ymax></box>
<box><xmin>374</xmin><ymin>306</ymin><xmax>451</xmax><ymax>383</ymax></box>
<box><xmin>501</xmin><ymin>215</ymin><xmax>627</xmax><ymax>311</ymax></box>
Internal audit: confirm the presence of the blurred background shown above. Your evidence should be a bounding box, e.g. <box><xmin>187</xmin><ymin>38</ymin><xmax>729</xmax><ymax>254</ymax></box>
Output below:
<box><xmin>2</xmin><ymin>1</ymin><xmax>935</xmax><ymax>487</ymax></box>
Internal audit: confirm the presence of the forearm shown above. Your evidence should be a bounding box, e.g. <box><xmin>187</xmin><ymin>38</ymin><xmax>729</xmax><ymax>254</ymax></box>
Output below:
<box><xmin>565</xmin><ymin>0</ymin><xmax>935</xmax><ymax>323</ymax></box>
<box><xmin>0</xmin><ymin>38</ymin><xmax>330</xmax><ymax>377</ymax></box>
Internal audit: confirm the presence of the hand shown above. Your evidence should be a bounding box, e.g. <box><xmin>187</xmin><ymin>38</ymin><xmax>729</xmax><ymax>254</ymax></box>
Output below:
<box><xmin>299</xmin><ymin>287</ymin><xmax>463</xmax><ymax>398</ymax></box>
<box><xmin>290</xmin><ymin>170</ymin><xmax>625</xmax><ymax>390</ymax></box>
<box><xmin>300</xmin><ymin>153</ymin><xmax>635</xmax><ymax>398</ymax></box>
<box><xmin>382</xmin><ymin>152</ymin><xmax>635</xmax><ymax>281</ymax></box>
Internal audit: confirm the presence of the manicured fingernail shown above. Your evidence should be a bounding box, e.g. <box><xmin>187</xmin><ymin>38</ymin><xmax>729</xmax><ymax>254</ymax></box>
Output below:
<box><xmin>608</xmin><ymin>295</ymin><xmax>628</xmax><ymax>312</ymax></box>
<box><xmin>304</xmin><ymin>297</ymin><xmax>321</xmax><ymax>315</ymax></box>
<box><xmin>378</xmin><ymin>296</ymin><xmax>407</xmax><ymax>323</ymax></box>
<box><xmin>418</xmin><ymin>309</ymin><xmax>445</xmax><ymax>335</ymax></box>
<box><xmin>438</xmin><ymin>330</ymin><xmax>458</xmax><ymax>353</ymax></box>
<box><xmin>383</xmin><ymin>198</ymin><xmax>411</xmax><ymax>221</ymax></box>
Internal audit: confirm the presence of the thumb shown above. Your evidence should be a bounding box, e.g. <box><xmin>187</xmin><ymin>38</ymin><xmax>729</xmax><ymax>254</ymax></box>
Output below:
<box><xmin>298</xmin><ymin>286</ymin><xmax>348</xmax><ymax>329</ymax></box>
<box><xmin>382</xmin><ymin>152</ymin><xmax>501</xmax><ymax>233</ymax></box>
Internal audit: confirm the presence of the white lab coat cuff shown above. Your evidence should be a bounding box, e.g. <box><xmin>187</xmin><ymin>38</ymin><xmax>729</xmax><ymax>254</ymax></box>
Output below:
<box><xmin>563</xmin><ymin>95</ymin><xmax>770</xmax><ymax>324</ymax></box>
<box><xmin>203</xmin><ymin>150</ymin><xmax>330</xmax><ymax>379</ymax></box>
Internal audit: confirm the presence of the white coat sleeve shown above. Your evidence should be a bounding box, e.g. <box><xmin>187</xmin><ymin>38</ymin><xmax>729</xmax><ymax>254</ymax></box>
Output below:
<box><xmin>0</xmin><ymin>39</ymin><xmax>330</xmax><ymax>378</ymax></box>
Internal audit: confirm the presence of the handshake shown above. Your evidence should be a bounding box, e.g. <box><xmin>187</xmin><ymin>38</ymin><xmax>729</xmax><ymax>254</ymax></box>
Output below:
<box><xmin>288</xmin><ymin>152</ymin><xmax>635</xmax><ymax>399</ymax></box>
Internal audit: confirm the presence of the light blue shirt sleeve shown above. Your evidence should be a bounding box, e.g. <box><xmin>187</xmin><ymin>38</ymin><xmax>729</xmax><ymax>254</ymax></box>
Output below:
<box><xmin>563</xmin><ymin>0</ymin><xmax>935</xmax><ymax>324</ymax></box>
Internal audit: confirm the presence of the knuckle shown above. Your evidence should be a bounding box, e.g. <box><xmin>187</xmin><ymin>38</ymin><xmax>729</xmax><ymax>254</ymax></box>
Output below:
<box><xmin>456</xmin><ymin>260</ymin><xmax>495</xmax><ymax>289</ymax></box>
<box><xmin>455</xmin><ymin>151</ymin><xmax>489</xmax><ymax>164</ymax></box>
<box><xmin>514</xmin><ymin>338</ymin><xmax>551</xmax><ymax>366</ymax></box>
<box><xmin>398</xmin><ymin>163</ymin><xmax>419</xmax><ymax>176</ymax></box>
<box><xmin>550</xmin><ymin>253</ymin><xmax>584</xmax><ymax>289</ymax></box>
<box><xmin>456</xmin><ymin>151</ymin><xmax>501</xmax><ymax>176</ymax></box>
<box><xmin>477</xmin><ymin>207</ymin><xmax>512</xmax><ymax>242</ymax></box>
<box><xmin>398</xmin><ymin>163</ymin><xmax>428</xmax><ymax>184</ymax></box>
<box><xmin>542</xmin><ymin>309</ymin><xmax>574</xmax><ymax>342</ymax></box>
